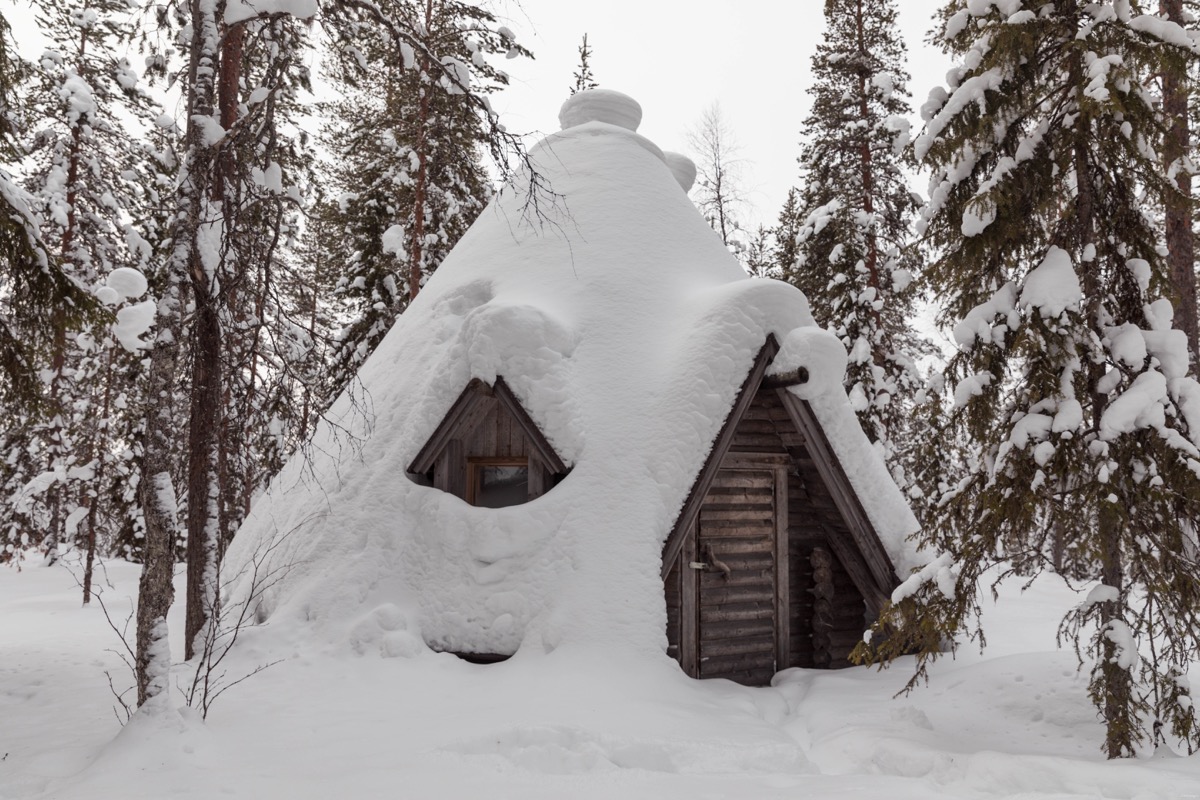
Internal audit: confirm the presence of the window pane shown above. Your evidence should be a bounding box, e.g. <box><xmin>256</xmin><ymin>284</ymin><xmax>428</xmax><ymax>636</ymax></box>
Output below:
<box><xmin>475</xmin><ymin>465</ymin><xmax>528</xmax><ymax>508</ymax></box>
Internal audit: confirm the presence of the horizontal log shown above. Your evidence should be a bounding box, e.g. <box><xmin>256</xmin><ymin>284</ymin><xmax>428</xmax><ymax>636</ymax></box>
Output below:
<box><xmin>709</xmin><ymin>483</ymin><xmax>775</xmax><ymax>496</ymax></box>
<box><xmin>730</xmin><ymin>435</ymin><xmax>787</xmax><ymax>450</ymax></box>
<box><xmin>700</xmin><ymin>570</ymin><xmax>773</xmax><ymax>589</ymax></box>
<box><xmin>696</xmin><ymin>521</ymin><xmax>775</xmax><ymax>537</ymax></box>
<box><xmin>698</xmin><ymin>653</ymin><xmax>774</xmax><ymax>673</ymax></box>
<box><xmin>702</xmin><ymin>497</ymin><xmax>774</xmax><ymax>510</ymax></box>
<box><xmin>721</xmin><ymin>453</ymin><xmax>790</xmax><ymax>468</ymax></box>
<box><xmin>825</xmin><ymin>630</ymin><xmax>869</xmax><ymax>649</ymax></box>
<box><xmin>734</xmin><ymin>419</ymin><xmax>780</xmax><ymax>434</ymax></box>
<box><xmin>700</xmin><ymin>634</ymin><xmax>776</xmax><ymax>658</ymax></box>
<box><xmin>716</xmin><ymin>468</ymin><xmax>781</xmax><ymax>481</ymax></box>
<box><xmin>694</xmin><ymin>539</ymin><xmax>774</xmax><ymax>556</ymax></box>
<box><xmin>700</xmin><ymin>508</ymin><xmax>774</xmax><ymax>522</ymax></box>
<box><xmin>700</xmin><ymin>619</ymin><xmax>774</xmax><ymax>640</ymax></box>
<box><xmin>762</xmin><ymin>366</ymin><xmax>809</xmax><ymax>389</ymax></box>
<box><xmin>711</xmin><ymin>489</ymin><xmax>776</xmax><ymax>503</ymax></box>
<box><xmin>703</xmin><ymin>551</ymin><xmax>774</xmax><ymax>570</ymax></box>
<box><xmin>700</xmin><ymin>602</ymin><xmax>775</xmax><ymax>622</ymax></box>
<box><xmin>700</xmin><ymin>586</ymin><xmax>774</xmax><ymax>605</ymax></box>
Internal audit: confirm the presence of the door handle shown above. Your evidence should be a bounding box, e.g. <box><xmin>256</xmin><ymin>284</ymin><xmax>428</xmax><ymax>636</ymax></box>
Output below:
<box><xmin>689</xmin><ymin>543</ymin><xmax>732</xmax><ymax>578</ymax></box>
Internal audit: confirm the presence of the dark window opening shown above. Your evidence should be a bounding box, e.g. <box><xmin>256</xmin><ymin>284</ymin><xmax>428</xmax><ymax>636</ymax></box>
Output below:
<box><xmin>467</xmin><ymin>459</ymin><xmax>529</xmax><ymax>508</ymax></box>
<box><xmin>451</xmin><ymin>651</ymin><xmax>512</xmax><ymax>665</ymax></box>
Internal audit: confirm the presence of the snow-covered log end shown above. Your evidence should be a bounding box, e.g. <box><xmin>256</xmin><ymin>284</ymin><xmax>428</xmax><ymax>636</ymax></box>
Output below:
<box><xmin>769</xmin><ymin>326</ymin><xmax>848</xmax><ymax>400</ymax></box>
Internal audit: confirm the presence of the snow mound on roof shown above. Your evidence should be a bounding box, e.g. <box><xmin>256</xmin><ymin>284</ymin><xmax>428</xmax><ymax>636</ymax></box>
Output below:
<box><xmin>225</xmin><ymin>89</ymin><xmax>920</xmax><ymax>660</ymax></box>
<box><xmin>663</xmin><ymin>151</ymin><xmax>697</xmax><ymax>191</ymax></box>
<box><xmin>559</xmin><ymin>88</ymin><xmax>643</xmax><ymax>131</ymax></box>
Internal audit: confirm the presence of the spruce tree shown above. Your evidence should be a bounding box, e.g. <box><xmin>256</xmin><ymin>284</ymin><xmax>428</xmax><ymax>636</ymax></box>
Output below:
<box><xmin>0</xmin><ymin>10</ymin><xmax>93</xmax><ymax>410</ymax></box>
<box><xmin>771</xmin><ymin>187</ymin><xmax>803</xmax><ymax>281</ymax></box>
<box><xmin>1160</xmin><ymin>0</ymin><xmax>1197</xmax><ymax>371</ymax></box>
<box><xmin>785</xmin><ymin>0</ymin><xmax>924</xmax><ymax>479</ymax></box>
<box><xmin>17</xmin><ymin>0</ymin><xmax>159</xmax><ymax>571</ymax></box>
<box><xmin>570</xmin><ymin>33</ymin><xmax>597</xmax><ymax>95</ymax></box>
<box><xmin>859</xmin><ymin>0</ymin><xmax>1200</xmax><ymax>758</ymax></box>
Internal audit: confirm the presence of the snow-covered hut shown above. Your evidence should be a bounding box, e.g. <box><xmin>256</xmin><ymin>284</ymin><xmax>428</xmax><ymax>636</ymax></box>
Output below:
<box><xmin>227</xmin><ymin>89</ymin><xmax>920</xmax><ymax>687</ymax></box>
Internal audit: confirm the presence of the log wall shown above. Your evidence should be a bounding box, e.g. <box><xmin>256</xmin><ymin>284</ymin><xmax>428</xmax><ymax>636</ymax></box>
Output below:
<box><xmin>665</xmin><ymin>384</ymin><xmax>871</xmax><ymax>680</ymax></box>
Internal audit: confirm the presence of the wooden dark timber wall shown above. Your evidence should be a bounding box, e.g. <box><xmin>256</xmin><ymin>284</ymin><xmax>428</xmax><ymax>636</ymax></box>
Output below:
<box><xmin>665</xmin><ymin>558</ymin><xmax>681</xmax><ymax>661</ymax></box>
<box><xmin>666</xmin><ymin>383</ymin><xmax>874</xmax><ymax>683</ymax></box>
<box><xmin>464</xmin><ymin>402</ymin><xmax>530</xmax><ymax>459</ymax></box>
<box><xmin>696</xmin><ymin>464</ymin><xmax>780</xmax><ymax>686</ymax></box>
<box><xmin>731</xmin><ymin>387</ymin><xmax>869</xmax><ymax>671</ymax></box>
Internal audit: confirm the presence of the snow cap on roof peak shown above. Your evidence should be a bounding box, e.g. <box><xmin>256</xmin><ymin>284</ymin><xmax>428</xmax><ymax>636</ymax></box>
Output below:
<box><xmin>559</xmin><ymin>88</ymin><xmax>642</xmax><ymax>132</ymax></box>
<box><xmin>662</xmin><ymin>152</ymin><xmax>697</xmax><ymax>192</ymax></box>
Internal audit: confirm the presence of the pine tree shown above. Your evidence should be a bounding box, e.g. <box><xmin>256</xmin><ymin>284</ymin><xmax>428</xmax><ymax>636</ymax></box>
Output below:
<box><xmin>859</xmin><ymin>0</ymin><xmax>1200</xmax><ymax>758</ymax></box>
<box><xmin>318</xmin><ymin>0</ymin><xmax>524</xmax><ymax>407</ymax></box>
<box><xmin>785</xmin><ymin>0</ymin><xmax>924</xmax><ymax>479</ymax></box>
<box><xmin>215</xmin><ymin>14</ymin><xmax>317</xmax><ymax>544</ymax></box>
<box><xmin>570</xmin><ymin>33</ymin><xmax>597</xmax><ymax>95</ymax></box>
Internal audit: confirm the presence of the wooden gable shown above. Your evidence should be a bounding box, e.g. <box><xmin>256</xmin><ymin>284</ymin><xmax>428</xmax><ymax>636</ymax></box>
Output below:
<box><xmin>661</xmin><ymin>336</ymin><xmax>903</xmax><ymax>684</ymax></box>
<box><xmin>408</xmin><ymin>377</ymin><xmax>569</xmax><ymax>502</ymax></box>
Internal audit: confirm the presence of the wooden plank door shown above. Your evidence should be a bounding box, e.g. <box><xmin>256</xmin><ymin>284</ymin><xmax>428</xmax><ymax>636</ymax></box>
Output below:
<box><xmin>690</xmin><ymin>455</ymin><xmax>789</xmax><ymax>686</ymax></box>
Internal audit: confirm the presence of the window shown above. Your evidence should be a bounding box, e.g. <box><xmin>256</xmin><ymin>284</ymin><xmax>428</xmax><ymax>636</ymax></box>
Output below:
<box><xmin>407</xmin><ymin>378</ymin><xmax>569</xmax><ymax>507</ymax></box>
<box><xmin>466</xmin><ymin>458</ymin><xmax>530</xmax><ymax>508</ymax></box>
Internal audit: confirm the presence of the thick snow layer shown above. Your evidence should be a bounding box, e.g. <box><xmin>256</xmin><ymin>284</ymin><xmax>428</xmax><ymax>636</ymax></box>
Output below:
<box><xmin>112</xmin><ymin>300</ymin><xmax>156</xmax><ymax>352</ymax></box>
<box><xmin>1020</xmin><ymin>247</ymin><xmax>1081</xmax><ymax>319</ymax></box>
<box><xmin>105</xmin><ymin>267</ymin><xmax>148</xmax><ymax>300</ymax></box>
<box><xmin>558</xmin><ymin>88</ymin><xmax>642</xmax><ymax>131</ymax></box>
<box><xmin>224</xmin><ymin>0</ymin><xmax>318</xmax><ymax>25</ymax></box>
<box><xmin>4</xmin><ymin>560</ymin><xmax>1200</xmax><ymax>799</ymax></box>
<box><xmin>662</xmin><ymin>151</ymin><xmax>697</xmax><ymax>192</ymax></box>
<box><xmin>225</xmin><ymin>91</ymin><xmax>920</xmax><ymax>662</ymax></box>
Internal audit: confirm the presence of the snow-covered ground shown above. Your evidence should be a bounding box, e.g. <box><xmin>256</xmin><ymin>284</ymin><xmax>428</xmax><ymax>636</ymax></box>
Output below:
<box><xmin>3</xmin><ymin>556</ymin><xmax>1198</xmax><ymax>799</ymax></box>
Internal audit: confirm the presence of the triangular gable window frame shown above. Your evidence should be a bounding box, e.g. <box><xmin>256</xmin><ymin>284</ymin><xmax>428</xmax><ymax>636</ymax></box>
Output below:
<box><xmin>660</xmin><ymin>335</ymin><xmax>899</xmax><ymax>610</ymax></box>
<box><xmin>408</xmin><ymin>377</ymin><xmax>569</xmax><ymax>505</ymax></box>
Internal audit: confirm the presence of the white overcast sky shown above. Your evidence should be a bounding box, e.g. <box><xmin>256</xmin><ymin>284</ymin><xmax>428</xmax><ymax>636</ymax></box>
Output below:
<box><xmin>490</xmin><ymin>0</ymin><xmax>953</xmax><ymax>228</ymax></box>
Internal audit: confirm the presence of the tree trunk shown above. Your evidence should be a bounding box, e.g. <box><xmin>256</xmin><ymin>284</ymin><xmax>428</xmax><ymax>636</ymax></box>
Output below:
<box><xmin>854</xmin><ymin>0</ymin><xmax>881</xmax><ymax>308</ymax></box>
<box><xmin>137</xmin><ymin>0</ymin><xmax>222</xmax><ymax>698</ymax></box>
<box><xmin>409</xmin><ymin>2</ymin><xmax>434</xmax><ymax>303</ymax></box>
<box><xmin>1074</xmin><ymin>79</ymin><xmax>1132</xmax><ymax>756</ymax></box>
<box><xmin>184</xmin><ymin>288</ymin><xmax>222</xmax><ymax>659</ymax></box>
<box><xmin>1161</xmin><ymin>0</ymin><xmax>1198</xmax><ymax>374</ymax></box>
<box><xmin>135</xmin><ymin>286</ymin><xmax>182</xmax><ymax>707</ymax></box>
<box><xmin>1099</xmin><ymin>504</ymin><xmax>1130</xmax><ymax>759</ymax></box>
<box><xmin>81</xmin><ymin>348</ymin><xmax>113</xmax><ymax>605</ymax></box>
<box><xmin>184</xmin><ymin>12</ymin><xmax>243</xmax><ymax>660</ymax></box>
<box><xmin>43</xmin><ymin>74</ymin><xmax>87</xmax><ymax>563</ymax></box>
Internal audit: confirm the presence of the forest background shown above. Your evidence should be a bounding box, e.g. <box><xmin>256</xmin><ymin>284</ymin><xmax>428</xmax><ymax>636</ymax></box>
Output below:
<box><xmin>2</xmin><ymin>0</ymin><xmax>1200</xmax><ymax>762</ymax></box>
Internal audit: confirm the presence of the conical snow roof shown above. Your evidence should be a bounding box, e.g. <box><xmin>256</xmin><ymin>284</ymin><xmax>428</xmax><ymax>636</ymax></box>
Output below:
<box><xmin>225</xmin><ymin>90</ymin><xmax>919</xmax><ymax>658</ymax></box>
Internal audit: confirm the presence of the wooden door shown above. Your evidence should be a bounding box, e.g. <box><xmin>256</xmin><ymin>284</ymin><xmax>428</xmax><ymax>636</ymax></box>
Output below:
<box><xmin>684</xmin><ymin>454</ymin><xmax>790</xmax><ymax>686</ymax></box>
